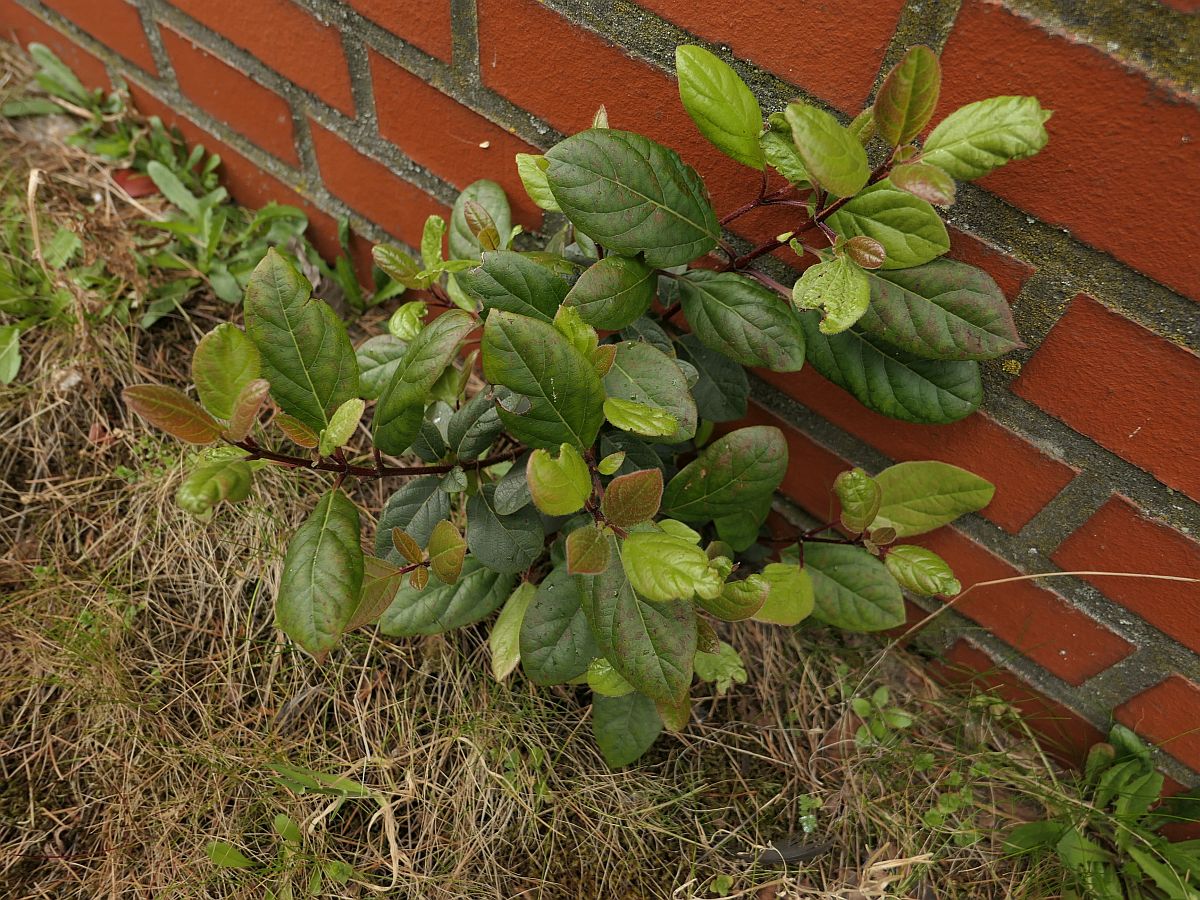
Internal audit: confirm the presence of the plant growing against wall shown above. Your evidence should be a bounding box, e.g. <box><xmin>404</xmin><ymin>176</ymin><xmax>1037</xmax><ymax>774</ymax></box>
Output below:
<box><xmin>123</xmin><ymin>46</ymin><xmax>1049</xmax><ymax>765</ymax></box>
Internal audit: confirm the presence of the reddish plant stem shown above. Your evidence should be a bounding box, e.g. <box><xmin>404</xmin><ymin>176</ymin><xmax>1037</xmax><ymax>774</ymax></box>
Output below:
<box><xmin>232</xmin><ymin>438</ymin><xmax>523</xmax><ymax>481</ymax></box>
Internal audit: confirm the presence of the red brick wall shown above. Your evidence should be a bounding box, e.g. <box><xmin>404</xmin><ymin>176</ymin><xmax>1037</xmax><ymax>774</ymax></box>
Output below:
<box><xmin>4</xmin><ymin>0</ymin><xmax>1197</xmax><ymax>790</ymax></box>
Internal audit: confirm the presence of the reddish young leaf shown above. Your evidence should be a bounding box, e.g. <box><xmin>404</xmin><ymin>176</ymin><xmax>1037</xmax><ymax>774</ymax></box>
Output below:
<box><xmin>408</xmin><ymin>566</ymin><xmax>429</xmax><ymax>590</ymax></box>
<box><xmin>223</xmin><ymin>378</ymin><xmax>271</xmax><ymax>442</ymax></box>
<box><xmin>890</xmin><ymin>162</ymin><xmax>956</xmax><ymax>207</ymax></box>
<box><xmin>873</xmin><ymin>45</ymin><xmax>941</xmax><ymax>147</ymax></box>
<box><xmin>123</xmin><ymin>384</ymin><xmax>222</xmax><ymax>444</ymax></box>
<box><xmin>565</xmin><ymin>523</ymin><xmax>612</xmax><ymax>575</ymax></box>
<box><xmin>601</xmin><ymin>468</ymin><xmax>663</xmax><ymax>528</ymax></box>
<box><xmin>275</xmin><ymin>413</ymin><xmax>319</xmax><ymax>448</ymax></box>
<box><xmin>347</xmin><ymin>556</ymin><xmax>407</xmax><ymax>631</ymax></box>
<box><xmin>592</xmin><ymin>343</ymin><xmax>617</xmax><ymax>377</ymax></box>
<box><xmin>844</xmin><ymin>236</ymin><xmax>886</xmax><ymax>270</ymax></box>
<box><xmin>391</xmin><ymin>527</ymin><xmax>424</xmax><ymax>565</ymax></box>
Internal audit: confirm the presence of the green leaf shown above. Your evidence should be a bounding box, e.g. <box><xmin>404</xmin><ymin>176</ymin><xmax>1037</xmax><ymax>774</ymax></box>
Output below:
<box><xmin>277</xmin><ymin>489</ymin><xmax>364</xmax><ymax>655</ymax></box>
<box><xmin>662</xmin><ymin>426</ymin><xmax>787</xmax><ymax>523</ymax></box>
<box><xmin>206</xmin><ymin>840</ymin><xmax>255</xmax><ymax>869</ymax></box>
<box><xmin>675</xmin><ymin>44</ymin><xmax>765</xmax><ymax>169</ymax></box>
<box><xmin>760</xmin><ymin>113</ymin><xmax>810</xmax><ymax>185</ymax></box>
<box><xmin>783</xmin><ymin>102</ymin><xmax>870</xmax><ymax>197</ymax></box>
<box><xmin>827</xmin><ymin>181</ymin><xmax>949</xmax><ymax>270</ymax></box>
<box><xmin>490</xmin><ymin>581</ymin><xmax>536</xmax><ymax>680</ymax></box>
<box><xmin>700</xmin><ymin>574</ymin><xmax>768</xmax><ymax>621</ymax></box>
<box><xmin>482</xmin><ymin>310</ymin><xmax>606</xmax><ymax>449</ymax></box>
<box><xmin>805</xmin><ymin>543</ymin><xmax>905</xmax><ymax>632</ymax></box>
<box><xmin>544</xmin><ymin>129</ymin><xmax>719</xmax><ymax>267</ymax></box>
<box><xmin>494</xmin><ymin>451</ymin><xmax>533</xmax><ymax>515</ymax></box>
<box><xmin>602</xmin><ymin>468</ymin><xmax>663</xmax><ymax>528</ymax></box>
<box><xmin>860</xmin><ymin>259</ymin><xmax>1020</xmax><ymax>360</ymax></box>
<box><xmin>176</xmin><ymin>449</ymin><xmax>253</xmax><ymax>516</ymax></box>
<box><xmin>885</xmin><ymin>545</ymin><xmax>961</xmax><ymax>596</ymax></box>
<box><xmin>446</xmin><ymin>390</ymin><xmax>502</xmax><ymax>460</ymax></box>
<box><xmin>923</xmin><ymin>96</ymin><xmax>1051</xmax><ymax>181</ymax></box>
<box><xmin>1004</xmin><ymin>821</ymin><xmax>1069</xmax><ymax>854</ymax></box>
<box><xmin>621</xmin><ymin>530</ymin><xmax>723</xmax><ymax>603</ymax></box>
<box><xmin>376</xmin><ymin>476</ymin><xmax>451</xmax><ymax>558</ymax></box>
<box><xmin>565</xmin><ymin>523</ymin><xmax>613</xmax><ymax>575</ymax></box>
<box><xmin>427</xmin><ymin>519</ymin><xmax>466</xmax><ymax>584</ymax></box>
<box><xmin>526</xmin><ymin>443</ymin><xmax>592</xmax><ymax>515</ymax></box>
<box><xmin>450</xmin><ymin>180</ymin><xmax>512</xmax><ymax>260</ymax></box>
<box><xmin>890</xmin><ymin>162</ymin><xmax>956</xmax><ymax>207</ymax></box>
<box><xmin>581</xmin><ymin>543</ymin><xmax>697</xmax><ymax>701</ymax></box>
<box><xmin>714</xmin><ymin>500</ymin><xmax>769</xmax><ymax>551</ymax></box>
<box><xmin>597</xmin><ymin>451</ymin><xmax>626</xmax><ymax>476</ymax></box>
<box><xmin>0</xmin><ymin>325</ymin><xmax>19</xmax><ymax>384</ymax></box>
<box><xmin>873</xmin><ymin>460</ymin><xmax>995</xmax><ymax>536</ymax></box>
<box><xmin>587</xmin><ymin>657</ymin><xmax>634</xmax><ymax>697</ymax></box>
<box><xmin>191</xmin><ymin>323</ymin><xmax>261</xmax><ymax>420</ymax></box>
<box><xmin>123</xmin><ymin>384</ymin><xmax>223</xmax><ymax>444</ymax></box>
<box><xmin>421</xmin><ymin>215</ymin><xmax>447</xmax><ymax>271</ymax></box>
<box><xmin>604</xmin><ymin>340</ymin><xmax>697</xmax><ymax>443</ymax></box>
<box><xmin>457</xmin><ymin>250</ymin><xmax>567</xmax><ymax>323</ymax></box>
<box><xmin>515</xmin><ymin>153</ymin><xmax>561</xmax><ymax>212</ymax></box>
<box><xmin>694</xmin><ymin>642</ymin><xmax>748</xmax><ymax>695</ymax></box>
<box><xmin>520</xmin><ymin>566</ymin><xmax>597</xmax><ymax>685</ymax></box>
<box><xmin>387</xmin><ymin>300</ymin><xmax>427</xmax><ymax>341</ymax></box>
<box><xmin>317</xmin><ymin>397</ymin><xmax>364</xmax><ymax>456</ymax></box>
<box><xmin>592</xmin><ymin>692</ymin><xmax>662</xmax><ymax>768</ymax></box>
<box><xmin>675</xmin><ymin>335</ymin><xmax>749</xmax><ymax>422</ymax></box>
<box><xmin>754</xmin><ymin>563</ymin><xmax>815</xmax><ymax>625</ymax></box>
<box><xmin>380</xmin><ymin>558</ymin><xmax>515</xmax><ymax>636</ymax></box>
<box><xmin>243</xmin><ymin>249</ymin><xmax>358</xmax><ymax>433</ymax></box>
<box><xmin>465</xmin><ymin>483</ymin><xmax>544</xmax><ymax>574</ymax></box>
<box><xmin>873</xmin><ymin>45</ymin><xmax>941</xmax><ymax>147</ymax></box>
<box><xmin>603</xmin><ymin>398</ymin><xmax>678</xmax><ymax>437</ymax></box>
<box><xmin>356</xmin><ymin>335</ymin><xmax>408</xmax><ymax>401</ymax></box>
<box><xmin>372</xmin><ymin>310</ymin><xmax>475</xmax><ymax>455</ymax></box>
<box><xmin>147</xmin><ymin>160</ymin><xmax>200</xmax><ymax>219</ymax></box>
<box><xmin>799</xmin><ymin>313</ymin><xmax>982</xmax><ymax>424</ymax></box>
<box><xmin>834</xmin><ymin>467</ymin><xmax>882</xmax><ymax>533</ymax></box>
<box><xmin>564</xmin><ymin>255</ymin><xmax>656</xmax><ymax>330</ymax></box>
<box><xmin>372</xmin><ymin>243</ymin><xmax>423</xmax><ymax>289</ymax></box>
<box><xmin>792</xmin><ymin>256</ymin><xmax>871</xmax><ymax>335</ymax></box>
<box><xmin>678</xmin><ymin>270</ymin><xmax>806</xmax><ymax>372</ymax></box>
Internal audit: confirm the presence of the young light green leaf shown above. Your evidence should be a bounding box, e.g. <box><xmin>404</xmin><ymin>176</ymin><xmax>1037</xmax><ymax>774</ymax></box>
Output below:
<box><xmin>597</xmin><ymin>451</ymin><xmax>626</xmax><ymax>476</ymax></box>
<box><xmin>792</xmin><ymin>256</ymin><xmax>871</xmax><ymax>335</ymax></box>
<box><xmin>890</xmin><ymin>162</ymin><xmax>956</xmax><ymax>207</ymax></box>
<box><xmin>592</xmin><ymin>104</ymin><xmax>609</xmax><ymax>128</ymax></box>
<box><xmin>387</xmin><ymin>300</ymin><xmax>427</xmax><ymax>341</ymax></box>
<box><xmin>566</xmin><ymin>523</ymin><xmax>613</xmax><ymax>575</ymax></box>
<box><xmin>848</xmin><ymin>107</ymin><xmax>876</xmax><ymax>144</ymax></box>
<box><xmin>603</xmin><ymin>339</ymin><xmax>697</xmax><ymax>443</ymax></box>
<box><xmin>191</xmin><ymin>323</ymin><xmax>261</xmax><ymax>420</ymax></box>
<box><xmin>124</xmin><ymin>384</ymin><xmax>223</xmax><ymax>444</ymax></box>
<box><xmin>884</xmin><ymin>544</ymin><xmax>961</xmax><ymax>596</ymax></box>
<box><xmin>675</xmin><ymin>44</ymin><xmax>765</xmax><ymax>169</ymax></box>
<box><xmin>526</xmin><ymin>443</ymin><xmax>592</xmax><ymax>515</ymax></box>
<box><xmin>601</xmin><ymin>468</ymin><xmax>663</xmax><ymax>528</ymax></box>
<box><xmin>380</xmin><ymin>558</ymin><xmax>515</xmax><ymax>636</ymax></box>
<box><xmin>806</xmin><ymin>543</ymin><xmax>905</xmax><ymax>632</ymax></box>
<box><xmin>834</xmin><ymin>467</ymin><xmax>882</xmax><ymax>533</ymax></box>
<box><xmin>827</xmin><ymin>181</ymin><xmax>949</xmax><ymax>270</ymax></box>
<box><xmin>760</xmin><ymin>113</ymin><xmax>810</xmax><ymax>185</ymax></box>
<box><xmin>373</xmin><ymin>310</ymin><xmax>475</xmax><ymax>455</ymax></box>
<box><xmin>545</xmin><ymin>129</ymin><xmax>719</xmax><ymax>267</ymax></box>
<box><xmin>592</xmin><ymin>692</ymin><xmax>662</xmax><ymax>768</ymax></box>
<box><xmin>277</xmin><ymin>488</ymin><xmax>364</xmax><ymax>655</ymax></box>
<box><xmin>482</xmin><ymin>310</ymin><xmax>606</xmax><ymax>449</ymax></box>
<box><xmin>176</xmin><ymin>449</ymin><xmax>253</xmax><ymax>517</ymax></box>
<box><xmin>587</xmin><ymin>657</ymin><xmax>635</xmax><ymax>697</ymax></box>
<box><xmin>317</xmin><ymin>397</ymin><xmax>364</xmax><ymax>457</ymax></box>
<box><xmin>754</xmin><ymin>563</ymin><xmax>815</xmax><ymax>625</ymax></box>
<box><xmin>449</xmin><ymin>180</ymin><xmax>512</xmax><ymax>260</ymax></box>
<box><xmin>457</xmin><ymin>250</ymin><xmax>568</xmax><ymax>323</ymax></box>
<box><xmin>873</xmin><ymin>45</ymin><xmax>941</xmax><ymax>147</ymax></box>
<box><xmin>554</xmin><ymin>304</ymin><xmax>598</xmax><ymax>358</ymax></box>
<box><xmin>783</xmin><ymin>102</ymin><xmax>870</xmax><ymax>197</ymax></box>
<box><xmin>860</xmin><ymin>259</ymin><xmax>1020</xmax><ymax>360</ymax></box>
<box><xmin>700</xmin><ymin>574</ymin><xmax>768</xmax><ymax>621</ymax></box>
<box><xmin>694</xmin><ymin>642</ymin><xmax>748</xmax><ymax>695</ymax></box>
<box><xmin>675</xmin><ymin>334</ymin><xmax>750</xmax><ymax>423</ymax></box>
<box><xmin>206</xmin><ymin>841</ymin><xmax>255</xmax><ymax>869</ymax></box>
<box><xmin>421</xmin><ymin>214</ymin><xmax>446</xmax><ymax>270</ymax></box>
<box><xmin>799</xmin><ymin>313</ymin><xmax>982</xmax><ymax>424</ymax></box>
<box><xmin>922</xmin><ymin>96</ymin><xmax>1051</xmax><ymax>180</ymax></box>
<box><xmin>603</xmin><ymin>398</ymin><xmax>678</xmax><ymax>437</ymax></box>
<box><xmin>621</xmin><ymin>530</ymin><xmax>724</xmax><ymax>603</ymax></box>
<box><xmin>564</xmin><ymin>255</ymin><xmax>656</xmax><ymax>330</ymax></box>
<box><xmin>520</xmin><ymin>566</ymin><xmax>597</xmax><ymax>685</ymax></box>
<box><xmin>662</xmin><ymin>426</ymin><xmax>787</xmax><ymax>523</ymax></box>
<box><xmin>243</xmin><ymin>249</ymin><xmax>359</xmax><ymax>433</ymax></box>
<box><xmin>465</xmin><ymin>483</ymin><xmax>545</xmax><ymax>574</ymax></box>
<box><xmin>372</xmin><ymin>243</ymin><xmax>423</xmax><ymax>289</ymax></box>
<box><xmin>678</xmin><ymin>270</ymin><xmax>806</xmax><ymax>371</ymax></box>
<box><xmin>490</xmin><ymin>581</ymin><xmax>536</xmax><ymax>680</ymax></box>
<box><xmin>873</xmin><ymin>460</ymin><xmax>995</xmax><ymax>536</ymax></box>
<box><xmin>515</xmin><ymin>153</ymin><xmax>561</xmax><ymax>212</ymax></box>
<box><xmin>427</xmin><ymin>519</ymin><xmax>467</xmax><ymax>584</ymax></box>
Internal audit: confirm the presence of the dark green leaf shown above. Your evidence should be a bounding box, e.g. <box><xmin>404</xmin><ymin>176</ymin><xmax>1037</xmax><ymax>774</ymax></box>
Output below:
<box><xmin>564</xmin><ymin>255</ymin><xmax>657</xmax><ymax>329</ymax></box>
<box><xmin>520</xmin><ymin>566</ymin><xmax>597</xmax><ymax>684</ymax></box>
<box><xmin>604</xmin><ymin>340</ymin><xmax>697</xmax><ymax>444</ymax></box>
<box><xmin>494</xmin><ymin>451</ymin><xmax>533</xmax><ymax>515</ymax></box>
<box><xmin>447</xmin><ymin>390</ymin><xmax>502</xmax><ymax>460</ymax></box>
<box><xmin>379</xmin><ymin>558</ymin><xmax>515</xmax><ymax>636</ymax></box>
<box><xmin>545</xmin><ymin>129</ymin><xmax>719</xmax><ymax>267</ymax></box>
<box><xmin>458</xmin><ymin>250</ymin><xmax>568</xmax><ymax>323</ymax></box>
<box><xmin>376</xmin><ymin>477</ymin><xmax>451</xmax><ymax>559</ymax></box>
<box><xmin>662</xmin><ymin>426</ymin><xmax>787</xmax><ymax>523</ymax></box>
<box><xmin>466</xmin><ymin>483</ymin><xmax>544</xmax><ymax>574</ymax></box>
<box><xmin>827</xmin><ymin>181</ymin><xmax>949</xmax><ymax>270</ymax></box>
<box><xmin>679</xmin><ymin>270</ymin><xmax>806</xmax><ymax>372</ymax></box>
<box><xmin>873</xmin><ymin>46</ymin><xmax>941</xmax><ymax>147</ymax></box>
<box><xmin>675</xmin><ymin>44</ymin><xmax>765</xmax><ymax>169</ymax></box>
<box><xmin>592</xmin><ymin>692</ymin><xmax>662</xmax><ymax>768</ymax></box>
<box><xmin>805</xmin><ymin>543</ymin><xmax>905</xmax><ymax>632</ymax></box>
<box><xmin>675</xmin><ymin>335</ymin><xmax>749</xmax><ymax>422</ymax></box>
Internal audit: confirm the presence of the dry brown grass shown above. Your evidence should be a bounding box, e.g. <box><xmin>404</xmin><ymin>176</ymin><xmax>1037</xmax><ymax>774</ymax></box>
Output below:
<box><xmin>0</xmin><ymin>50</ymin><xmax>1070</xmax><ymax>899</ymax></box>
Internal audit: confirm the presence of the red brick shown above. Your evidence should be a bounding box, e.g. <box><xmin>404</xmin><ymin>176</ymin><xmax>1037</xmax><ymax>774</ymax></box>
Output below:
<box><xmin>168</xmin><ymin>0</ymin><xmax>354</xmax><ymax>115</ymax></box>
<box><xmin>1054</xmin><ymin>496</ymin><xmax>1200</xmax><ymax>656</ymax></box>
<box><xmin>636</xmin><ymin>0</ymin><xmax>905</xmax><ymax>113</ymax></box>
<box><xmin>350</xmin><ymin>0</ymin><xmax>451</xmax><ymax>63</ymax></box>
<box><xmin>919</xmin><ymin>528</ymin><xmax>1134</xmax><ymax>684</ymax></box>
<box><xmin>0</xmin><ymin>1</ymin><xmax>111</xmax><ymax>90</ymax></box>
<box><xmin>936</xmin><ymin>1</ymin><xmax>1200</xmax><ymax>300</ymax></box>
<box><xmin>1117</xmin><ymin>676</ymin><xmax>1200</xmax><ymax>772</ymax></box>
<box><xmin>946</xmin><ymin>229</ymin><xmax>1035</xmax><ymax>302</ymax></box>
<box><xmin>309</xmin><ymin>119</ymin><xmax>450</xmax><ymax>250</ymax></box>
<box><xmin>938</xmin><ymin>639</ymin><xmax>1105</xmax><ymax>765</ymax></box>
<box><xmin>757</xmin><ymin>366</ymin><xmax>1077</xmax><ymax>534</ymax></box>
<box><xmin>38</xmin><ymin>0</ymin><xmax>155</xmax><ymax>72</ymax></box>
<box><xmin>369</xmin><ymin>50</ymin><xmax>543</xmax><ymax>231</ymax></box>
<box><xmin>1013</xmin><ymin>295</ymin><xmax>1200</xmax><ymax>501</ymax></box>
<box><xmin>1158</xmin><ymin>0</ymin><xmax>1200</xmax><ymax>12</ymax></box>
<box><xmin>160</xmin><ymin>27</ymin><xmax>297</xmax><ymax>165</ymax></box>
